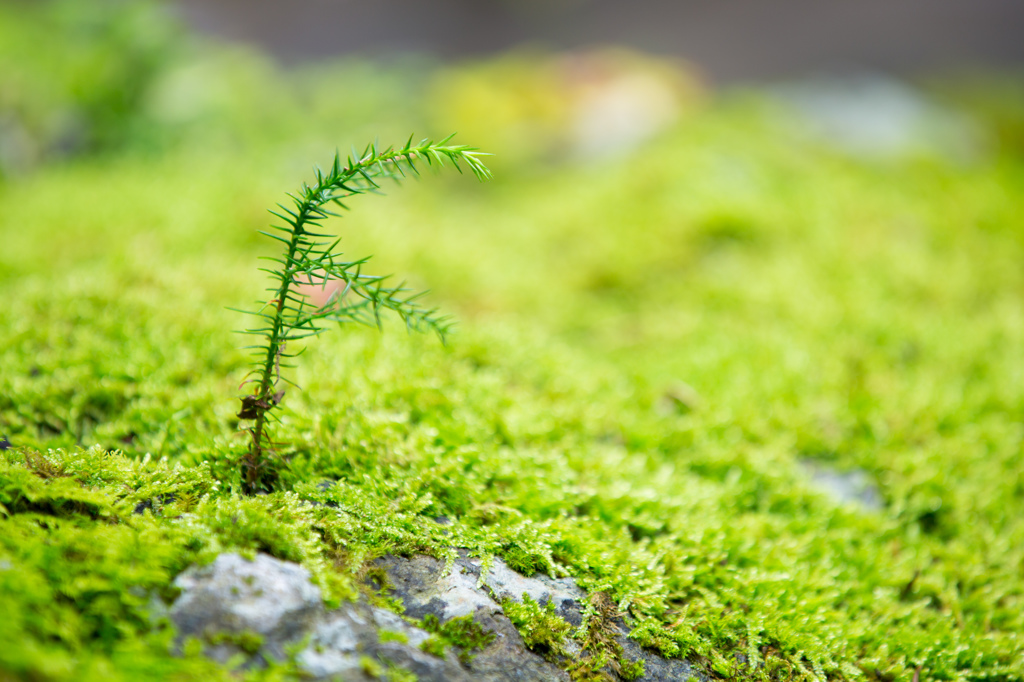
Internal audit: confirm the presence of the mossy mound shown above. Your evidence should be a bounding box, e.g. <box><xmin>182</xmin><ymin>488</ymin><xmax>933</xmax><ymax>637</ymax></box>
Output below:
<box><xmin>2</xmin><ymin>8</ymin><xmax>1024</xmax><ymax>679</ymax></box>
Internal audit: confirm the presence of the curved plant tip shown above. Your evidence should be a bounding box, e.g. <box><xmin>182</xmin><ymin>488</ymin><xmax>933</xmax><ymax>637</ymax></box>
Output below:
<box><xmin>233</xmin><ymin>136</ymin><xmax>491</xmax><ymax>493</ymax></box>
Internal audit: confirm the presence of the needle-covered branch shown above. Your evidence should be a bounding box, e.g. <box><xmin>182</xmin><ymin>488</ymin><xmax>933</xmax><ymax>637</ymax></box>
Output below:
<box><xmin>236</xmin><ymin>136</ymin><xmax>490</xmax><ymax>492</ymax></box>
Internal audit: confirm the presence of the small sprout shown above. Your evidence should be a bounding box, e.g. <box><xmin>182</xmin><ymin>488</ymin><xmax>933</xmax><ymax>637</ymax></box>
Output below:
<box><xmin>235</xmin><ymin>136</ymin><xmax>490</xmax><ymax>493</ymax></box>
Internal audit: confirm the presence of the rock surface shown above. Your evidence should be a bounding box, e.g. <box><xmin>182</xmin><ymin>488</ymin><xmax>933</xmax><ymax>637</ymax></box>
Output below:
<box><xmin>297</xmin><ymin>601</ymin><xmax>471</xmax><ymax>682</ymax></box>
<box><xmin>379</xmin><ymin>550</ymin><xmax>699</xmax><ymax>682</ymax></box>
<box><xmin>170</xmin><ymin>553</ymin><xmax>322</xmax><ymax>663</ymax></box>
<box><xmin>170</xmin><ymin>550</ymin><xmax>699</xmax><ymax>681</ymax></box>
<box><xmin>800</xmin><ymin>460</ymin><xmax>883</xmax><ymax>511</ymax></box>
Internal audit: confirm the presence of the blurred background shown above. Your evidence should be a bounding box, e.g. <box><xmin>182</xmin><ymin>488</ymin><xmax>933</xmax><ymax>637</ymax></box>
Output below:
<box><xmin>2</xmin><ymin>0</ymin><xmax>1024</xmax><ymax>429</ymax></box>
<box><xmin>2</xmin><ymin>0</ymin><xmax>1024</xmax><ymax>430</ymax></box>
<box><xmin>173</xmin><ymin>0</ymin><xmax>1024</xmax><ymax>82</ymax></box>
<box><xmin>1</xmin><ymin>0</ymin><xmax>1023</xmax><ymax>178</ymax></box>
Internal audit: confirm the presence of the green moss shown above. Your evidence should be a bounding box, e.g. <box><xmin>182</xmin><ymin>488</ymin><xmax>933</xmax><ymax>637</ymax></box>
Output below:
<box><xmin>1</xmin><ymin>451</ymin><xmax>114</xmax><ymax>518</ymax></box>
<box><xmin>501</xmin><ymin>592</ymin><xmax>647</xmax><ymax>681</ymax></box>
<box><xmin>378</xmin><ymin>629</ymin><xmax>409</xmax><ymax>645</ymax></box>
<box><xmin>2</xmin><ymin>14</ymin><xmax>1024</xmax><ymax>681</ymax></box>
<box><xmin>619</xmin><ymin>658</ymin><xmax>645</xmax><ymax>681</ymax></box>
<box><xmin>502</xmin><ymin>595</ymin><xmax>572</xmax><ymax>655</ymax></box>
<box><xmin>418</xmin><ymin>636</ymin><xmax>447</xmax><ymax>659</ymax></box>
<box><xmin>206</xmin><ymin>629</ymin><xmax>265</xmax><ymax>656</ymax></box>
<box><xmin>358</xmin><ymin>655</ymin><xmax>420</xmax><ymax>682</ymax></box>
<box><xmin>360</xmin><ymin>655</ymin><xmax>385</xmax><ymax>678</ymax></box>
<box><xmin>418</xmin><ymin>613</ymin><xmax>494</xmax><ymax>664</ymax></box>
<box><xmin>383</xmin><ymin>664</ymin><xmax>419</xmax><ymax>682</ymax></box>
<box><xmin>628</xmin><ymin>618</ymin><xmax>680</xmax><ymax>659</ymax></box>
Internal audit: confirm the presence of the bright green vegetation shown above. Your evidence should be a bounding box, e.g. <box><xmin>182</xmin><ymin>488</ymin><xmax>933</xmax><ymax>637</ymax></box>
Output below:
<box><xmin>503</xmin><ymin>596</ymin><xmax>573</xmax><ymax>655</ymax></box>
<box><xmin>2</xmin><ymin>4</ymin><xmax>1024</xmax><ymax>682</ymax></box>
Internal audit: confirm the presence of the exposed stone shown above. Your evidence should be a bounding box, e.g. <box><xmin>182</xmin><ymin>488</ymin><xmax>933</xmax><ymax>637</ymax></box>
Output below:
<box><xmin>376</xmin><ymin>552</ymin><xmax>571</xmax><ymax>681</ymax></box>
<box><xmin>800</xmin><ymin>460</ymin><xmax>884</xmax><ymax>511</ymax></box>
<box><xmin>169</xmin><ymin>550</ymin><xmax>699</xmax><ymax>681</ymax></box>
<box><xmin>296</xmin><ymin>601</ymin><xmax>470</xmax><ymax>682</ymax></box>
<box><xmin>170</xmin><ymin>553</ymin><xmax>469</xmax><ymax>680</ymax></box>
<box><xmin>380</xmin><ymin>552</ymin><xmax>494</xmax><ymax>621</ymax></box>
<box><xmin>377</xmin><ymin>550</ymin><xmax>700</xmax><ymax>681</ymax></box>
<box><xmin>379</xmin><ymin>550</ymin><xmax>586</xmax><ymax>624</ymax></box>
<box><xmin>466</xmin><ymin>607</ymin><xmax>570</xmax><ymax>682</ymax></box>
<box><xmin>618</xmin><ymin>633</ymin><xmax>701</xmax><ymax>682</ymax></box>
<box><xmin>170</xmin><ymin>553</ymin><xmax>323</xmax><ymax>663</ymax></box>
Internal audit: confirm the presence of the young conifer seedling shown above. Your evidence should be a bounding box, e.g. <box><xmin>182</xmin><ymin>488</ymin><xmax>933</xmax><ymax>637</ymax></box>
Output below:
<box><xmin>236</xmin><ymin>136</ymin><xmax>490</xmax><ymax>492</ymax></box>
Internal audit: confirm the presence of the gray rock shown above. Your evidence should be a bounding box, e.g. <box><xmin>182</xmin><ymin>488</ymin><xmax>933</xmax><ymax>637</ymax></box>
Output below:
<box><xmin>466</xmin><ymin>607</ymin><xmax>570</xmax><ymax>682</ymax></box>
<box><xmin>378</xmin><ymin>552</ymin><xmax>571</xmax><ymax>681</ymax></box>
<box><xmin>380</xmin><ymin>551</ymin><xmax>586</xmax><ymax>623</ymax></box>
<box><xmin>170</xmin><ymin>550</ymin><xmax>699</xmax><ymax>681</ymax></box>
<box><xmin>800</xmin><ymin>460</ymin><xmax>884</xmax><ymax>511</ymax></box>
<box><xmin>381</xmin><ymin>552</ymin><xmax>495</xmax><ymax>621</ymax></box>
<box><xmin>170</xmin><ymin>552</ymin><xmax>470</xmax><ymax>680</ymax></box>
<box><xmin>297</xmin><ymin>601</ymin><xmax>470</xmax><ymax>682</ymax></box>
<box><xmin>170</xmin><ymin>552</ymin><xmax>323</xmax><ymax>663</ymax></box>
<box><xmin>378</xmin><ymin>550</ymin><xmax>700</xmax><ymax>681</ymax></box>
<box><xmin>618</xmin><ymin>634</ymin><xmax>700</xmax><ymax>682</ymax></box>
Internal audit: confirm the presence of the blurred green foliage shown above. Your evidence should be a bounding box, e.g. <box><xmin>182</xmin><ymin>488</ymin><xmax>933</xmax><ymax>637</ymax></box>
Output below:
<box><xmin>0</xmin><ymin>0</ymin><xmax>438</xmax><ymax>176</ymax></box>
<box><xmin>0</xmin><ymin>0</ymin><xmax>183</xmax><ymax>173</ymax></box>
<box><xmin>1</xmin><ymin>2</ymin><xmax>1024</xmax><ymax>681</ymax></box>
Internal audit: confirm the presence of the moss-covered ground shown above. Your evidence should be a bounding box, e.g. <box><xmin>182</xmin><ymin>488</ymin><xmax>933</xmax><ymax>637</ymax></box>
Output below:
<box><xmin>2</xmin><ymin>5</ymin><xmax>1024</xmax><ymax>680</ymax></box>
